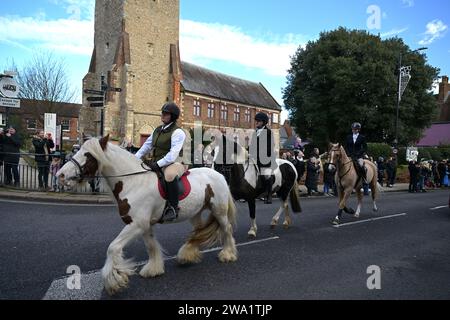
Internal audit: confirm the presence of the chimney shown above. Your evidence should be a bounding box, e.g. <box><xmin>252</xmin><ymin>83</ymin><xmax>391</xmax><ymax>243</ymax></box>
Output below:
<box><xmin>439</xmin><ymin>75</ymin><xmax>450</xmax><ymax>102</ymax></box>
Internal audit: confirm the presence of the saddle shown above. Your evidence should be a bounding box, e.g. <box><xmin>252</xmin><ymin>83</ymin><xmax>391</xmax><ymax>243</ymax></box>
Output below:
<box><xmin>157</xmin><ymin>171</ymin><xmax>192</xmax><ymax>201</ymax></box>
<box><xmin>352</xmin><ymin>160</ymin><xmax>367</xmax><ymax>182</ymax></box>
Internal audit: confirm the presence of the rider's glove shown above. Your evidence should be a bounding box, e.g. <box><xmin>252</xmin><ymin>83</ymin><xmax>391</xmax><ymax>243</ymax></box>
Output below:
<box><xmin>148</xmin><ymin>161</ymin><xmax>161</xmax><ymax>172</ymax></box>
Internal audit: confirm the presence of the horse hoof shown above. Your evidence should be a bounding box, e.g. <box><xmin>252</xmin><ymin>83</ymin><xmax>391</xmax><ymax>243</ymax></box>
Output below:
<box><xmin>247</xmin><ymin>230</ymin><xmax>257</xmax><ymax>238</ymax></box>
<box><xmin>270</xmin><ymin>219</ymin><xmax>278</xmax><ymax>229</ymax></box>
<box><xmin>373</xmin><ymin>208</ymin><xmax>378</xmax><ymax>212</ymax></box>
<box><xmin>332</xmin><ymin>219</ymin><xmax>339</xmax><ymax>225</ymax></box>
<box><xmin>354</xmin><ymin>213</ymin><xmax>360</xmax><ymax>218</ymax></box>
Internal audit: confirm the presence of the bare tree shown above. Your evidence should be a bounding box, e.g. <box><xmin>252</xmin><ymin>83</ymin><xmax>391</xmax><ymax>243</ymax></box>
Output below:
<box><xmin>16</xmin><ymin>51</ymin><xmax>76</xmax><ymax>104</ymax></box>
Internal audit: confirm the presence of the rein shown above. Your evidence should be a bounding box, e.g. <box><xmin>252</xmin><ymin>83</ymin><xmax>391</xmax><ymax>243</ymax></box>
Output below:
<box><xmin>70</xmin><ymin>158</ymin><xmax>153</xmax><ymax>180</ymax></box>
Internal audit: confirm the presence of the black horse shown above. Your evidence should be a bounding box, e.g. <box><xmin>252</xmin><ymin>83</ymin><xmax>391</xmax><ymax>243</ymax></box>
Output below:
<box><xmin>212</xmin><ymin>134</ymin><xmax>302</xmax><ymax>237</ymax></box>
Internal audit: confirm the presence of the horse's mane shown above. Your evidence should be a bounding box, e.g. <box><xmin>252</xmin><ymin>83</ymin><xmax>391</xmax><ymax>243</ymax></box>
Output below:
<box><xmin>82</xmin><ymin>138</ymin><xmax>143</xmax><ymax>171</ymax></box>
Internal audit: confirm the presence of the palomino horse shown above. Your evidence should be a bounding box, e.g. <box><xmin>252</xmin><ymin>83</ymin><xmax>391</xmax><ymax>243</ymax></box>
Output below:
<box><xmin>327</xmin><ymin>143</ymin><xmax>379</xmax><ymax>225</ymax></box>
<box><xmin>212</xmin><ymin>135</ymin><xmax>302</xmax><ymax>237</ymax></box>
<box><xmin>57</xmin><ymin>135</ymin><xmax>238</xmax><ymax>295</ymax></box>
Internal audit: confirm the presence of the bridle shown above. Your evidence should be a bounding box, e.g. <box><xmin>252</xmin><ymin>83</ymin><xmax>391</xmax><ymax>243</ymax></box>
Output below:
<box><xmin>69</xmin><ymin>157</ymin><xmax>86</xmax><ymax>182</ymax></box>
<box><xmin>69</xmin><ymin>157</ymin><xmax>153</xmax><ymax>182</ymax></box>
<box><xmin>328</xmin><ymin>147</ymin><xmax>353</xmax><ymax>180</ymax></box>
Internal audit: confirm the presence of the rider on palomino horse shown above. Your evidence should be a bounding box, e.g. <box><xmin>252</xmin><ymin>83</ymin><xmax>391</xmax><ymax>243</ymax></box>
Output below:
<box><xmin>135</xmin><ymin>102</ymin><xmax>186</xmax><ymax>223</ymax></box>
<box><xmin>250</xmin><ymin>112</ymin><xmax>277</xmax><ymax>204</ymax></box>
<box><xmin>345</xmin><ymin>122</ymin><xmax>368</xmax><ymax>184</ymax></box>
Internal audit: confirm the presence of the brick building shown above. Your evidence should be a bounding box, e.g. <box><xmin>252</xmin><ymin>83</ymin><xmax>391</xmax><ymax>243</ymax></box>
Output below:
<box><xmin>80</xmin><ymin>0</ymin><xmax>281</xmax><ymax>148</ymax></box>
<box><xmin>0</xmin><ymin>99</ymin><xmax>81</xmax><ymax>144</ymax></box>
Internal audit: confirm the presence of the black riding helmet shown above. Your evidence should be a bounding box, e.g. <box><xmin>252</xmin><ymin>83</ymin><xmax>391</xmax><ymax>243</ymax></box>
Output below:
<box><xmin>161</xmin><ymin>102</ymin><xmax>180</xmax><ymax>122</ymax></box>
<box><xmin>255</xmin><ymin>112</ymin><xmax>269</xmax><ymax>124</ymax></box>
<box><xmin>351</xmin><ymin>122</ymin><xmax>362</xmax><ymax>130</ymax></box>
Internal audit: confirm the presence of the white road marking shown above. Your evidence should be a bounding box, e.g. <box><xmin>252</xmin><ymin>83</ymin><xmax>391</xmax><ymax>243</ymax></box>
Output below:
<box><xmin>430</xmin><ymin>206</ymin><xmax>447</xmax><ymax>211</ymax></box>
<box><xmin>0</xmin><ymin>198</ymin><xmax>115</xmax><ymax>207</ymax></box>
<box><xmin>43</xmin><ymin>236</ymin><xmax>279</xmax><ymax>300</ymax></box>
<box><xmin>333</xmin><ymin>213</ymin><xmax>407</xmax><ymax>228</ymax></box>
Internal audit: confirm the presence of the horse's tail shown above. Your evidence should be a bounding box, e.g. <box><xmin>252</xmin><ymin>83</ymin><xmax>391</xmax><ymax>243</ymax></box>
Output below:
<box><xmin>188</xmin><ymin>192</ymin><xmax>236</xmax><ymax>248</ymax></box>
<box><xmin>290</xmin><ymin>180</ymin><xmax>302</xmax><ymax>213</ymax></box>
<box><xmin>227</xmin><ymin>192</ymin><xmax>237</xmax><ymax>227</ymax></box>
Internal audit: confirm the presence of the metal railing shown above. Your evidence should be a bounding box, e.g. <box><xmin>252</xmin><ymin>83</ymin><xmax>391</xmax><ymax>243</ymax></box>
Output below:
<box><xmin>0</xmin><ymin>152</ymin><xmax>108</xmax><ymax>194</ymax></box>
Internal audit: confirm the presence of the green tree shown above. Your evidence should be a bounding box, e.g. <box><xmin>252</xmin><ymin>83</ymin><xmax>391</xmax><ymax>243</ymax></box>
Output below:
<box><xmin>283</xmin><ymin>28</ymin><xmax>440</xmax><ymax>150</ymax></box>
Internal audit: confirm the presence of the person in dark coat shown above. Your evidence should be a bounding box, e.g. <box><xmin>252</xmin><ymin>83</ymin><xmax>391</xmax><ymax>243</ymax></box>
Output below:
<box><xmin>305</xmin><ymin>149</ymin><xmax>320</xmax><ymax>196</ymax></box>
<box><xmin>377</xmin><ymin>157</ymin><xmax>386</xmax><ymax>187</ymax></box>
<box><xmin>291</xmin><ymin>149</ymin><xmax>305</xmax><ymax>183</ymax></box>
<box><xmin>32</xmin><ymin>130</ymin><xmax>55</xmax><ymax>190</ymax></box>
<box><xmin>249</xmin><ymin>112</ymin><xmax>276</xmax><ymax>204</ymax></box>
<box><xmin>386</xmin><ymin>156</ymin><xmax>397</xmax><ymax>188</ymax></box>
<box><xmin>408</xmin><ymin>161</ymin><xmax>418</xmax><ymax>193</ymax></box>
<box><xmin>345</xmin><ymin>122</ymin><xmax>368</xmax><ymax>182</ymax></box>
<box><xmin>437</xmin><ymin>160</ymin><xmax>446</xmax><ymax>188</ymax></box>
<box><xmin>1</xmin><ymin>127</ymin><xmax>21</xmax><ymax>186</ymax></box>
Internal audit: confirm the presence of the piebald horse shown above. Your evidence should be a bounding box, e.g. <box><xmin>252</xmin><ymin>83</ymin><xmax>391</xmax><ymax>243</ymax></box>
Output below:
<box><xmin>212</xmin><ymin>135</ymin><xmax>302</xmax><ymax>237</ymax></box>
<box><xmin>327</xmin><ymin>143</ymin><xmax>380</xmax><ymax>225</ymax></box>
<box><xmin>57</xmin><ymin>135</ymin><xmax>238</xmax><ymax>295</ymax></box>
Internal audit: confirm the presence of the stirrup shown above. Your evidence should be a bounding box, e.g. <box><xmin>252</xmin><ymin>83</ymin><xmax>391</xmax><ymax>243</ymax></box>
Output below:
<box><xmin>159</xmin><ymin>205</ymin><xmax>179</xmax><ymax>223</ymax></box>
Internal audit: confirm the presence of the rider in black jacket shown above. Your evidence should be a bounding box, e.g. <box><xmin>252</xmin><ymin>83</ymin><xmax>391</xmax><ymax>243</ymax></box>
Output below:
<box><xmin>345</xmin><ymin>122</ymin><xmax>368</xmax><ymax>183</ymax></box>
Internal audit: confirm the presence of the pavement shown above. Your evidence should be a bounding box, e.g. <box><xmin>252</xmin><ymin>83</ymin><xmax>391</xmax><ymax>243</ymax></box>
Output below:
<box><xmin>0</xmin><ymin>183</ymin><xmax>411</xmax><ymax>204</ymax></box>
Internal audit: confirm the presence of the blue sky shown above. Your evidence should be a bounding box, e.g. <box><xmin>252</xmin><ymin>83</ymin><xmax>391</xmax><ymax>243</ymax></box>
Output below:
<box><xmin>1</xmin><ymin>0</ymin><xmax>449</xmax><ymax>121</ymax></box>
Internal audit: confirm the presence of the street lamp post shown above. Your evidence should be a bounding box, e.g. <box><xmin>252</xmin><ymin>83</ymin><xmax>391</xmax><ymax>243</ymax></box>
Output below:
<box><xmin>393</xmin><ymin>47</ymin><xmax>427</xmax><ymax>148</ymax></box>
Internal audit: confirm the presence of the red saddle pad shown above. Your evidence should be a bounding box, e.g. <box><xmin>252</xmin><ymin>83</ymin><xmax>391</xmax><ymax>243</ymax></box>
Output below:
<box><xmin>157</xmin><ymin>171</ymin><xmax>191</xmax><ymax>201</ymax></box>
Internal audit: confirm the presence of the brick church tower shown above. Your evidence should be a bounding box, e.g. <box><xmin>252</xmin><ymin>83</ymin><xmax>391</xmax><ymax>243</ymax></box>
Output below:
<box><xmin>79</xmin><ymin>0</ymin><xmax>182</xmax><ymax>145</ymax></box>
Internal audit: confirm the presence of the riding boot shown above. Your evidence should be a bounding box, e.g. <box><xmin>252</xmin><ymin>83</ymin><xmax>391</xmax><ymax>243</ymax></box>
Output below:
<box><xmin>160</xmin><ymin>178</ymin><xmax>180</xmax><ymax>223</ymax></box>
<box><xmin>264</xmin><ymin>176</ymin><xmax>273</xmax><ymax>204</ymax></box>
<box><xmin>361</xmin><ymin>165</ymin><xmax>368</xmax><ymax>184</ymax></box>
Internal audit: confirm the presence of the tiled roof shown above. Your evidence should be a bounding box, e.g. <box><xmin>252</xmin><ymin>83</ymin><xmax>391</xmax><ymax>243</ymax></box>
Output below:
<box><xmin>1</xmin><ymin>99</ymin><xmax>81</xmax><ymax>118</ymax></box>
<box><xmin>417</xmin><ymin>122</ymin><xmax>450</xmax><ymax>146</ymax></box>
<box><xmin>181</xmin><ymin>61</ymin><xmax>281</xmax><ymax>111</ymax></box>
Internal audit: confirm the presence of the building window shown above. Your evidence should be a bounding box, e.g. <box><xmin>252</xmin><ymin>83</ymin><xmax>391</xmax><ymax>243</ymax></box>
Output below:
<box><xmin>193</xmin><ymin>100</ymin><xmax>201</xmax><ymax>117</ymax></box>
<box><xmin>61</xmin><ymin>119</ymin><xmax>70</xmax><ymax>131</ymax></box>
<box><xmin>272</xmin><ymin>113</ymin><xmax>279</xmax><ymax>124</ymax></box>
<box><xmin>221</xmin><ymin>105</ymin><xmax>228</xmax><ymax>121</ymax></box>
<box><xmin>207</xmin><ymin>103</ymin><xmax>215</xmax><ymax>118</ymax></box>
<box><xmin>234</xmin><ymin>107</ymin><xmax>240</xmax><ymax>122</ymax></box>
<box><xmin>245</xmin><ymin>109</ymin><xmax>251</xmax><ymax>122</ymax></box>
<box><xmin>0</xmin><ymin>113</ymin><xmax>5</xmax><ymax>126</ymax></box>
<box><xmin>27</xmin><ymin>119</ymin><xmax>37</xmax><ymax>130</ymax></box>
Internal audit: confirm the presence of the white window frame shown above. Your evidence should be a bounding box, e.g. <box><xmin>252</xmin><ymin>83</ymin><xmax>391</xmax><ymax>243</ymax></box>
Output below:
<box><xmin>207</xmin><ymin>103</ymin><xmax>215</xmax><ymax>118</ymax></box>
<box><xmin>0</xmin><ymin>113</ymin><xmax>5</xmax><ymax>126</ymax></box>
<box><xmin>245</xmin><ymin>109</ymin><xmax>251</xmax><ymax>122</ymax></box>
<box><xmin>221</xmin><ymin>104</ymin><xmax>228</xmax><ymax>121</ymax></box>
<box><xmin>193</xmin><ymin>100</ymin><xmax>201</xmax><ymax>117</ymax></box>
<box><xmin>234</xmin><ymin>107</ymin><xmax>240</xmax><ymax>122</ymax></box>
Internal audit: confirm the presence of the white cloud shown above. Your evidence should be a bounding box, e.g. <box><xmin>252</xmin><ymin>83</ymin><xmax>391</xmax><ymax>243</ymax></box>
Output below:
<box><xmin>380</xmin><ymin>27</ymin><xmax>409</xmax><ymax>38</ymax></box>
<box><xmin>419</xmin><ymin>19</ymin><xmax>448</xmax><ymax>45</ymax></box>
<box><xmin>48</xmin><ymin>0</ymin><xmax>95</xmax><ymax>20</ymax></box>
<box><xmin>0</xmin><ymin>13</ymin><xmax>305</xmax><ymax>77</ymax></box>
<box><xmin>180</xmin><ymin>20</ymin><xmax>305</xmax><ymax>77</ymax></box>
<box><xmin>401</xmin><ymin>0</ymin><xmax>414</xmax><ymax>8</ymax></box>
<box><xmin>0</xmin><ymin>15</ymin><xmax>94</xmax><ymax>55</ymax></box>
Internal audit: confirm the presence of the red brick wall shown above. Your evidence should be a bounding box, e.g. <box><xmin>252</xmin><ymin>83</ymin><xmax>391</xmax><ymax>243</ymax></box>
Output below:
<box><xmin>181</xmin><ymin>93</ymin><xmax>280</xmax><ymax>132</ymax></box>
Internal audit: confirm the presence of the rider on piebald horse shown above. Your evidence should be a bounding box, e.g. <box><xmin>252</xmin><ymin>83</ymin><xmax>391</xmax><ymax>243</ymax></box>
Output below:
<box><xmin>250</xmin><ymin>112</ymin><xmax>277</xmax><ymax>204</ymax></box>
<box><xmin>345</xmin><ymin>122</ymin><xmax>368</xmax><ymax>184</ymax></box>
<box><xmin>135</xmin><ymin>102</ymin><xmax>186</xmax><ymax>223</ymax></box>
